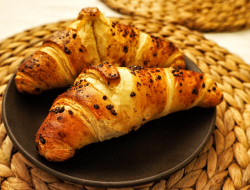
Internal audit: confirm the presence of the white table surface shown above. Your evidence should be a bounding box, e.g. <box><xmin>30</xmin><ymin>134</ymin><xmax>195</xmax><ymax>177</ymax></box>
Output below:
<box><xmin>0</xmin><ymin>0</ymin><xmax>249</xmax><ymax>65</ymax></box>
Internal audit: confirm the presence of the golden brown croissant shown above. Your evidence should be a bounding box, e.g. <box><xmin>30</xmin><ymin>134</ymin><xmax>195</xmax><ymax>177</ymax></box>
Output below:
<box><xmin>35</xmin><ymin>63</ymin><xmax>223</xmax><ymax>162</ymax></box>
<box><xmin>15</xmin><ymin>7</ymin><xmax>185</xmax><ymax>95</ymax></box>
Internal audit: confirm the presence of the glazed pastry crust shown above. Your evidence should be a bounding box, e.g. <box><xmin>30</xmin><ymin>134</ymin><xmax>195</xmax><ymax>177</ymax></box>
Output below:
<box><xmin>35</xmin><ymin>63</ymin><xmax>223</xmax><ymax>162</ymax></box>
<box><xmin>15</xmin><ymin>7</ymin><xmax>185</xmax><ymax>95</ymax></box>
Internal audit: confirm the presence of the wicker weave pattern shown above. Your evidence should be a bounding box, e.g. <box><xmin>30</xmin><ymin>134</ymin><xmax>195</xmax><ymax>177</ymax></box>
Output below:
<box><xmin>102</xmin><ymin>0</ymin><xmax>250</xmax><ymax>32</ymax></box>
<box><xmin>0</xmin><ymin>17</ymin><xmax>250</xmax><ymax>189</ymax></box>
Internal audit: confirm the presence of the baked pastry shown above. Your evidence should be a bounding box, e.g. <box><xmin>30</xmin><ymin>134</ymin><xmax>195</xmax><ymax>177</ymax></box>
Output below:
<box><xmin>15</xmin><ymin>7</ymin><xmax>185</xmax><ymax>95</ymax></box>
<box><xmin>35</xmin><ymin>63</ymin><xmax>223</xmax><ymax>162</ymax></box>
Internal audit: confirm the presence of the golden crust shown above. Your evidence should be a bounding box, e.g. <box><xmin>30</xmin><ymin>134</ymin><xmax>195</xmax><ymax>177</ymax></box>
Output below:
<box><xmin>35</xmin><ymin>63</ymin><xmax>223</xmax><ymax>162</ymax></box>
<box><xmin>15</xmin><ymin>7</ymin><xmax>185</xmax><ymax>95</ymax></box>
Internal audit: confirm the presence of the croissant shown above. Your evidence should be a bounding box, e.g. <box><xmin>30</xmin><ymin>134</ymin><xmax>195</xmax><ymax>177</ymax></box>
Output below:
<box><xmin>35</xmin><ymin>62</ymin><xmax>223</xmax><ymax>162</ymax></box>
<box><xmin>15</xmin><ymin>7</ymin><xmax>185</xmax><ymax>95</ymax></box>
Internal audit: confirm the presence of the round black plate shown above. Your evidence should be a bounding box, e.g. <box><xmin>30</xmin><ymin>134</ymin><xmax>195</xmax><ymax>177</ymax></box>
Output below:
<box><xmin>3</xmin><ymin>56</ymin><xmax>216</xmax><ymax>188</ymax></box>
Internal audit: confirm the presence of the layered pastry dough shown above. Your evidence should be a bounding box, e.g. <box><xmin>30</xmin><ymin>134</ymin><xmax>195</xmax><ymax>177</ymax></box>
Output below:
<box><xmin>35</xmin><ymin>63</ymin><xmax>223</xmax><ymax>162</ymax></box>
<box><xmin>15</xmin><ymin>7</ymin><xmax>185</xmax><ymax>95</ymax></box>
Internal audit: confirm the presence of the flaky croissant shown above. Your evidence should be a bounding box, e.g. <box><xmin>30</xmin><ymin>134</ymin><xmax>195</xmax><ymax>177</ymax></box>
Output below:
<box><xmin>35</xmin><ymin>63</ymin><xmax>223</xmax><ymax>162</ymax></box>
<box><xmin>15</xmin><ymin>7</ymin><xmax>185</xmax><ymax>95</ymax></box>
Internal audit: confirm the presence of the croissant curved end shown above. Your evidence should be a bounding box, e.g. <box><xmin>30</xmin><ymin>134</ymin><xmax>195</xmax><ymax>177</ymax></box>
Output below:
<box><xmin>15</xmin><ymin>73</ymin><xmax>43</xmax><ymax>95</ymax></box>
<box><xmin>199</xmin><ymin>80</ymin><xmax>224</xmax><ymax>108</ymax></box>
<box><xmin>35</xmin><ymin>136</ymin><xmax>75</xmax><ymax>162</ymax></box>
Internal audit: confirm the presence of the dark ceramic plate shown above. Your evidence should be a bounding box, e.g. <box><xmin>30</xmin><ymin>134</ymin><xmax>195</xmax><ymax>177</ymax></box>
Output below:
<box><xmin>3</xmin><ymin>56</ymin><xmax>216</xmax><ymax>188</ymax></box>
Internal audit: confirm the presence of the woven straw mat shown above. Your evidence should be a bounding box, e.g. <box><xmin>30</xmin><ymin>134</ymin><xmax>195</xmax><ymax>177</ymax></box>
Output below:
<box><xmin>102</xmin><ymin>0</ymin><xmax>250</xmax><ymax>32</ymax></box>
<box><xmin>0</xmin><ymin>17</ymin><xmax>250</xmax><ymax>190</ymax></box>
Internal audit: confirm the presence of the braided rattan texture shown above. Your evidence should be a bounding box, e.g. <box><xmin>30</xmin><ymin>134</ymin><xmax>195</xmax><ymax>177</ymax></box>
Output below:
<box><xmin>102</xmin><ymin>0</ymin><xmax>250</xmax><ymax>32</ymax></box>
<box><xmin>0</xmin><ymin>17</ymin><xmax>250</xmax><ymax>189</ymax></box>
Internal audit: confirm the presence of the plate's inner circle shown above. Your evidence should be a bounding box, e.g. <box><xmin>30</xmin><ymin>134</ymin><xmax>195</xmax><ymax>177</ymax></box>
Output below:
<box><xmin>3</xmin><ymin>56</ymin><xmax>216</xmax><ymax>188</ymax></box>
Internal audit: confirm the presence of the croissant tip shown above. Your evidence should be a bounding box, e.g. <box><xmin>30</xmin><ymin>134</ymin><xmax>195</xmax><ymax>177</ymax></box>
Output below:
<box><xmin>35</xmin><ymin>136</ymin><xmax>75</xmax><ymax>162</ymax></box>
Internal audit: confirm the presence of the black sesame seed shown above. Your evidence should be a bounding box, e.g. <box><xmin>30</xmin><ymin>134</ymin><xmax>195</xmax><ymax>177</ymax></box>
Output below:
<box><xmin>180</xmin><ymin>90</ymin><xmax>182</xmax><ymax>93</ymax></box>
<box><xmin>130</xmin><ymin>92</ymin><xmax>136</xmax><ymax>97</ymax></box>
<box><xmin>192</xmin><ymin>87</ymin><xmax>198</xmax><ymax>95</ymax></box>
<box><xmin>208</xmin><ymin>89</ymin><xmax>211</xmax><ymax>92</ymax></box>
<box><xmin>156</xmin><ymin>75</ymin><xmax>161</xmax><ymax>80</ymax></box>
<box><xmin>97</xmin><ymin>64</ymin><xmax>103</xmax><ymax>67</ymax></box>
<box><xmin>155</xmin><ymin>69</ymin><xmax>160</xmax><ymax>72</ymax></box>
<box><xmin>94</xmin><ymin>104</ymin><xmax>99</xmax><ymax>109</ymax></box>
<box><xmin>59</xmin><ymin>106</ymin><xmax>65</xmax><ymax>113</ymax></box>
<box><xmin>39</xmin><ymin>136</ymin><xmax>46</xmax><ymax>144</ymax></box>
<box><xmin>111</xmin><ymin>74</ymin><xmax>117</xmax><ymax>77</ymax></box>
<box><xmin>144</xmin><ymin>61</ymin><xmax>148</xmax><ymax>65</ymax></box>
<box><xmin>149</xmin><ymin>79</ymin><xmax>153</xmax><ymax>83</ymax></box>
<box><xmin>179</xmin><ymin>83</ymin><xmax>182</xmax><ymax>86</ymax></box>
<box><xmin>202</xmin><ymin>83</ymin><xmax>205</xmax><ymax>88</ymax></box>
<box><xmin>213</xmin><ymin>87</ymin><xmax>216</xmax><ymax>91</ymax></box>
<box><xmin>68</xmin><ymin>110</ymin><xmax>73</xmax><ymax>114</ymax></box>
<box><xmin>84</xmin><ymin>83</ymin><xmax>89</xmax><ymax>87</ymax></box>
<box><xmin>75</xmin><ymin>81</ymin><xmax>79</xmax><ymax>86</ymax></box>
<box><xmin>124</xmin><ymin>46</ymin><xmax>128</xmax><ymax>53</ymax></box>
<box><xmin>103</xmin><ymin>95</ymin><xmax>107</xmax><ymax>100</ymax></box>
<box><xmin>106</xmin><ymin>104</ymin><xmax>113</xmax><ymax>110</ymax></box>
<box><xmin>55</xmin><ymin>107</ymin><xmax>60</xmax><ymax>113</ymax></box>
<box><xmin>153</xmin><ymin>53</ymin><xmax>157</xmax><ymax>57</ymax></box>
<box><xmin>73</xmin><ymin>33</ymin><xmax>77</xmax><ymax>39</ymax></box>
<box><xmin>199</xmin><ymin>75</ymin><xmax>203</xmax><ymax>79</ymax></box>
<box><xmin>79</xmin><ymin>48</ymin><xmax>83</xmax><ymax>52</ymax></box>
<box><xmin>111</xmin><ymin>110</ymin><xmax>117</xmax><ymax>115</ymax></box>
<box><xmin>64</xmin><ymin>46</ymin><xmax>71</xmax><ymax>54</ymax></box>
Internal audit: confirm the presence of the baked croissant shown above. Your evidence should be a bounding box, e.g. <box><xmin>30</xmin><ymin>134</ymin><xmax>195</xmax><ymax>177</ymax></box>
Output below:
<box><xmin>15</xmin><ymin>7</ymin><xmax>185</xmax><ymax>95</ymax></box>
<box><xmin>35</xmin><ymin>62</ymin><xmax>223</xmax><ymax>162</ymax></box>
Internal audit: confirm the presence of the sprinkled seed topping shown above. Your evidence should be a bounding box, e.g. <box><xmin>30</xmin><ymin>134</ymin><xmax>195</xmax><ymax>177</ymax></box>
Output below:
<box><xmin>58</xmin><ymin>106</ymin><xmax>65</xmax><ymax>113</ymax></box>
<box><xmin>155</xmin><ymin>69</ymin><xmax>160</xmax><ymax>72</ymax></box>
<box><xmin>106</xmin><ymin>104</ymin><xmax>113</xmax><ymax>110</ymax></box>
<box><xmin>192</xmin><ymin>87</ymin><xmax>198</xmax><ymax>95</ymax></box>
<box><xmin>111</xmin><ymin>110</ymin><xmax>117</xmax><ymax>115</ymax></box>
<box><xmin>94</xmin><ymin>104</ymin><xmax>99</xmax><ymax>109</ymax></box>
<box><xmin>179</xmin><ymin>83</ymin><xmax>182</xmax><ymax>86</ymax></box>
<box><xmin>39</xmin><ymin>136</ymin><xmax>46</xmax><ymax>144</ymax></box>
<box><xmin>73</xmin><ymin>33</ymin><xmax>77</xmax><ymax>39</ymax></box>
<box><xmin>179</xmin><ymin>90</ymin><xmax>182</xmax><ymax>93</ymax></box>
<box><xmin>79</xmin><ymin>48</ymin><xmax>83</xmax><ymax>52</ymax></box>
<box><xmin>149</xmin><ymin>79</ymin><xmax>153</xmax><ymax>83</ymax></box>
<box><xmin>103</xmin><ymin>95</ymin><xmax>107</xmax><ymax>100</ymax></box>
<box><xmin>144</xmin><ymin>61</ymin><xmax>148</xmax><ymax>65</ymax></box>
<box><xmin>64</xmin><ymin>46</ymin><xmax>71</xmax><ymax>54</ymax></box>
<box><xmin>130</xmin><ymin>92</ymin><xmax>136</xmax><ymax>97</ymax></box>
<box><xmin>213</xmin><ymin>87</ymin><xmax>216</xmax><ymax>91</ymax></box>
<box><xmin>199</xmin><ymin>75</ymin><xmax>203</xmax><ymax>79</ymax></box>
<box><xmin>68</xmin><ymin>110</ymin><xmax>73</xmax><ymax>114</ymax></box>
<box><xmin>208</xmin><ymin>89</ymin><xmax>211</xmax><ymax>92</ymax></box>
<box><xmin>202</xmin><ymin>83</ymin><xmax>205</xmax><ymax>88</ymax></box>
<box><xmin>124</xmin><ymin>46</ymin><xmax>128</xmax><ymax>53</ymax></box>
<box><xmin>84</xmin><ymin>83</ymin><xmax>89</xmax><ymax>87</ymax></box>
<box><xmin>97</xmin><ymin>64</ymin><xmax>103</xmax><ymax>67</ymax></box>
<box><xmin>156</xmin><ymin>75</ymin><xmax>161</xmax><ymax>80</ymax></box>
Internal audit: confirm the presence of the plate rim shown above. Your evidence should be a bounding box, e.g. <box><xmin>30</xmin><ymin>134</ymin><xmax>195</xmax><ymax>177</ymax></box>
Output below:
<box><xmin>2</xmin><ymin>57</ymin><xmax>216</xmax><ymax>188</ymax></box>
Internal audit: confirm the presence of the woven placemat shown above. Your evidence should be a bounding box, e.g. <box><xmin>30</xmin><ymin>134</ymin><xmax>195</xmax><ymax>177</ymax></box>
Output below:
<box><xmin>0</xmin><ymin>17</ymin><xmax>250</xmax><ymax>190</ymax></box>
<box><xmin>102</xmin><ymin>0</ymin><xmax>250</xmax><ymax>32</ymax></box>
